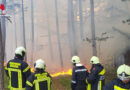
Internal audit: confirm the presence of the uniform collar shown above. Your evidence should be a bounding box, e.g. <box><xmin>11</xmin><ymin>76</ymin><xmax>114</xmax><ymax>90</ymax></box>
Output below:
<box><xmin>35</xmin><ymin>69</ymin><xmax>45</xmax><ymax>73</ymax></box>
<box><xmin>14</xmin><ymin>57</ymin><xmax>23</xmax><ymax>60</ymax></box>
<box><xmin>92</xmin><ymin>63</ymin><xmax>101</xmax><ymax>67</ymax></box>
<box><xmin>76</xmin><ymin>63</ymin><xmax>82</xmax><ymax>66</ymax></box>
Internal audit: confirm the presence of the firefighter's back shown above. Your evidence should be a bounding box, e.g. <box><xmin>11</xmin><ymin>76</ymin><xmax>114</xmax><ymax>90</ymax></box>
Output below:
<box><xmin>6</xmin><ymin>58</ymin><xmax>31</xmax><ymax>90</ymax></box>
<box><xmin>5</xmin><ymin>47</ymin><xmax>31</xmax><ymax>90</ymax></box>
<box><xmin>74</xmin><ymin>65</ymin><xmax>88</xmax><ymax>85</ymax></box>
<box><xmin>74</xmin><ymin>65</ymin><xmax>89</xmax><ymax>90</ymax></box>
<box><xmin>26</xmin><ymin>59</ymin><xmax>52</xmax><ymax>90</ymax></box>
<box><xmin>27</xmin><ymin>71</ymin><xmax>51</xmax><ymax>90</ymax></box>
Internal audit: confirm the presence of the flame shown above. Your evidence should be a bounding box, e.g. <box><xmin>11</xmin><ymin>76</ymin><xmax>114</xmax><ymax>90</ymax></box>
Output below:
<box><xmin>4</xmin><ymin>62</ymin><xmax>72</xmax><ymax>77</ymax></box>
<box><xmin>30</xmin><ymin>68</ymin><xmax>72</xmax><ymax>77</ymax></box>
<box><xmin>4</xmin><ymin>62</ymin><xmax>6</xmax><ymax>67</ymax></box>
<box><xmin>50</xmin><ymin>69</ymin><xmax>72</xmax><ymax>77</ymax></box>
<box><xmin>31</xmin><ymin>68</ymin><xmax>35</xmax><ymax>73</ymax></box>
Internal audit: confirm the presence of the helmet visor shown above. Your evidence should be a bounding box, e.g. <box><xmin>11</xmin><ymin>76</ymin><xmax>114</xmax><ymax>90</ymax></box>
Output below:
<box><xmin>119</xmin><ymin>77</ymin><xmax>130</xmax><ymax>81</ymax></box>
<box><xmin>118</xmin><ymin>72</ymin><xmax>130</xmax><ymax>80</ymax></box>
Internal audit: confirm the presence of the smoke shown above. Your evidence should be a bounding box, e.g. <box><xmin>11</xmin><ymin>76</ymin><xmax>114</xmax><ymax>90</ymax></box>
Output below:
<box><xmin>3</xmin><ymin>0</ymin><xmax>130</xmax><ymax>72</ymax></box>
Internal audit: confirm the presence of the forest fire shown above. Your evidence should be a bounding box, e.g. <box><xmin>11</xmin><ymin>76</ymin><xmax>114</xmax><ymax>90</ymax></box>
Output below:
<box><xmin>31</xmin><ymin>68</ymin><xmax>72</xmax><ymax>77</ymax></box>
<box><xmin>3</xmin><ymin>62</ymin><xmax>72</xmax><ymax>77</ymax></box>
<box><xmin>4</xmin><ymin>62</ymin><xmax>6</xmax><ymax>67</ymax></box>
<box><xmin>50</xmin><ymin>69</ymin><xmax>72</xmax><ymax>77</ymax></box>
<box><xmin>31</xmin><ymin>68</ymin><xmax>35</xmax><ymax>73</ymax></box>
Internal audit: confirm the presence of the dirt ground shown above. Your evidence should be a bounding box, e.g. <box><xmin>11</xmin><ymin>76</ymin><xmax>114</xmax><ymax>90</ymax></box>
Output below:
<box><xmin>52</xmin><ymin>77</ymin><xmax>66</xmax><ymax>90</ymax></box>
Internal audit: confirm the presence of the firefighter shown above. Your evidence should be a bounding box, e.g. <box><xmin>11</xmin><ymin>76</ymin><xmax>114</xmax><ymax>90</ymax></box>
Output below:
<box><xmin>26</xmin><ymin>59</ymin><xmax>52</xmax><ymax>90</ymax></box>
<box><xmin>103</xmin><ymin>64</ymin><xmax>130</xmax><ymax>90</ymax></box>
<box><xmin>71</xmin><ymin>56</ymin><xmax>89</xmax><ymax>90</ymax></box>
<box><xmin>86</xmin><ymin>56</ymin><xmax>105</xmax><ymax>90</ymax></box>
<box><xmin>5</xmin><ymin>46</ymin><xmax>31</xmax><ymax>90</ymax></box>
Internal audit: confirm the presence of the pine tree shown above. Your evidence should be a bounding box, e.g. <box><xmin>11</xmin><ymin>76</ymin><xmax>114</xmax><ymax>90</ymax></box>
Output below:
<box><xmin>0</xmin><ymin>22</ymin><xmax>5</xmax><ymax>90</ymax></box>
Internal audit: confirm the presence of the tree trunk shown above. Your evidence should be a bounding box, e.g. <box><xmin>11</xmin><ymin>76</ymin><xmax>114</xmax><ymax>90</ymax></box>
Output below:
<box><xmin>0</xmin><ymin>22</ymin><xmax>5</xmax><ymax>90</ymax></box>
<box><xmin>90</xmin><ymin>0</ymin><xmax>97</xmax><ymax>56</ymax></box>
<box><xmin>55</xmin><ymin>0</ymin><xmax>64</xmax><ymax>69</ymax></box>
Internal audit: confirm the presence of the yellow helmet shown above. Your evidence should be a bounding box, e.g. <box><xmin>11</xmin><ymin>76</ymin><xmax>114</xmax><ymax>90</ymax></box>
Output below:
<box><xmin>71</xmin><ymin>56</ymin><xmax>80</xmax><ymax>64</ymax></box>
<box><xmin>90</xmin><ymin>56</ymin><xmax>100</xmax><ymax>64</ymax></box>
<box><xmin>117</xmin><ymin>64</ymin><xmax>130</xmax><ymax>80</ymax></box>
<box><xmin>34</xmin><ymin>59</ymin><xmax>45</xmax><ymax>69</ymax></box>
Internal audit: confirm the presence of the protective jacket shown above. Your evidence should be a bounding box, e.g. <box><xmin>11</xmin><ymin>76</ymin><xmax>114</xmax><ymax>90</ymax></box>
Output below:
<box><xmin>5</xmin><ymin>57</ymin><xmax>31</xmax><ymax>90</ymax></box>
<box><xmin>71</xmin><ymin>63</ymin><xmax>89</xmax><ymax>90</ymax></box>
<box><xmin>26</xmin><ymin>70</ymin><xmax>52</xmax><ymax>90</ymax></box>
<box><xmin>103</xmin><ymin>78</ymin><xmax>130</xmax><ymax>90</ymax></box>
<box><xmin>86</xmin><ymin>64</ymin><xmax>105</xmax><ymax>90</ymax></box>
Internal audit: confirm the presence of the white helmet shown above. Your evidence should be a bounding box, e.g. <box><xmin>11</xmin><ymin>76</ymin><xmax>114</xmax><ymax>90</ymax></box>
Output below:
<box><xmin>71</xmin><ymin>56</ymin><xmax>80</xmax><ymax>64</ymax></box>
<box><xmin>34</xmin><ymin>59</ymin><xmax>45</xmax><ymax>69</ymax></box>
<box><xmin>90</xmin><ymin>56</ymin><xmax>100</xmax><ymax>64</ymax></box>
<box><xmin>15</xmin><ymin>49</ymin><xmax>23</xmax><ymax>56</ymax></box>
<box><xmin>117</xmin><ymin>64</ymin><xmax>130</xmax><ymax>80</ymax></box>
<box><xmin>16</xmin><ymin>46</ymin><xmax>26</xmax><ymax>53</ymax></box>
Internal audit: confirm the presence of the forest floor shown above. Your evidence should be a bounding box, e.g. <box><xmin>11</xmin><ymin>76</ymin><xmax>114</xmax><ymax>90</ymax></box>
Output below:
<box><xmin>4</xmin><ymin>66</ymin><xmax>117</xmax><ymax>90</ymax></box>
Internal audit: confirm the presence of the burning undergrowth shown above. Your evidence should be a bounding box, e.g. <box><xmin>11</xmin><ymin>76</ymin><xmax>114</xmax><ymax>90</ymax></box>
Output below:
<box><xmin>30</xmin><ymin>67</ymin><xmax>72</xmax><ymax>77</ymax></box>
<box><xmin>4</xmin><ymin>62</ymin><xmax>72</xmax><ymax>77</ymax></box>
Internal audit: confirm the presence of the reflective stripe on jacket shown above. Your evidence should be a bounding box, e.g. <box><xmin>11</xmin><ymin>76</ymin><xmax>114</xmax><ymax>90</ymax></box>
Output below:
<box><xmin>5</xmin><ymin>58</ymin><xmax>31</xmax><ymax>89</ymax></box>
<box><xmin>71</xmin><ymin>63</ymin><xmax>89</xmax><ymax>90</ymax></box>
<box><xmin>86</xmin><ymin>64</ymin><xmax>105</xmax><ymax>90</ymax></box>
<box><xmin>26</xmin><ymin>71</ymin><xmax>52</xmax><ymax>90</ymax></box>
<box><xmin>103</xmin><ymin>78</ymin><xmax>130</xmax><ymax>90</ymax></box>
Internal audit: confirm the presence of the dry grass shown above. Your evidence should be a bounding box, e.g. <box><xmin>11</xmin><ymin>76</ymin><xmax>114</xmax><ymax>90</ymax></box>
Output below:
<box><xmin>4</xmin><ymin>66</ymin><xmax>117</xmax><ymax>90</ymax></box>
